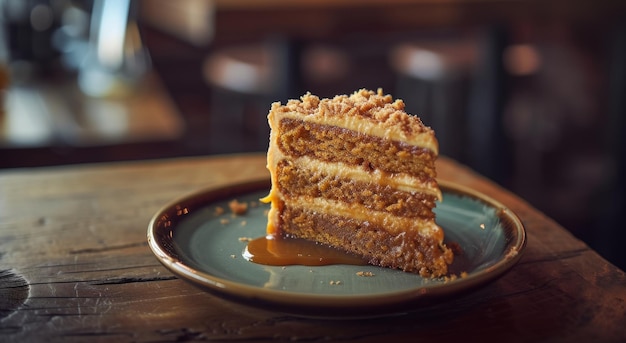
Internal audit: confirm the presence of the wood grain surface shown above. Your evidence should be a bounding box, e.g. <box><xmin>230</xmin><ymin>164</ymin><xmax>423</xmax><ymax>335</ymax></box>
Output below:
<box><xmin>0</xmin><ymin>153</ymin><xmax>624</xmax><ymax>342</ymax></box>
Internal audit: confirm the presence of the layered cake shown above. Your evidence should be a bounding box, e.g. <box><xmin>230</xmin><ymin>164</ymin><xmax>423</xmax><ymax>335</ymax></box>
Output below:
<box><xmin>261</xmin><ymin>89</ymin><xmax>453</xmax><ymax>277</ymax></box>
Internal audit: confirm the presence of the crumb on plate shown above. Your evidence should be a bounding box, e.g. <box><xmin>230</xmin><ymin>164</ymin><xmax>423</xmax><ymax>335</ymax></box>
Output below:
<box><xmin>228</xmin><ymin>199</ymin><xmax>248</xmax><ymax>215</ymax></box>
<box><xmin>356</xmin><ymin>271</ymin><xmax>375</xmax><ymax>277</ymax></box>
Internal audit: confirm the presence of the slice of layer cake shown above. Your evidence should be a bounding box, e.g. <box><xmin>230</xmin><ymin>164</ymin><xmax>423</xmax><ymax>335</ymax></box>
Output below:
<box><xmin>261</xmin><ymin>89</ymin><xmax>453</xmax><ymax>277</ymax></box>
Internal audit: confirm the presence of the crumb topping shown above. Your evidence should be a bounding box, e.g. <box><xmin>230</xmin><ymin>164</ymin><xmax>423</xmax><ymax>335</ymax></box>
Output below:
<box><xmin>272</xmin><ymin>88</ymin><xmax>433</xmax><ymax>139</ymax></box>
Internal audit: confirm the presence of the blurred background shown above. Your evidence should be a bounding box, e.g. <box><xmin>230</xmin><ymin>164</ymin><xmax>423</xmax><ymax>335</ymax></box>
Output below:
<box><xmin>0</xmin><ymin>0</ymin><xmax>624</xmax><ymax>270</ymax></box>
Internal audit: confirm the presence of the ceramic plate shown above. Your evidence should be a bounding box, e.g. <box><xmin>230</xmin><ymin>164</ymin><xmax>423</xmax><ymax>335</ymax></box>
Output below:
<box><xmin>148</xmin><ymin>179</ymin><xmax>526</xmax><ymax>317</ymax></box>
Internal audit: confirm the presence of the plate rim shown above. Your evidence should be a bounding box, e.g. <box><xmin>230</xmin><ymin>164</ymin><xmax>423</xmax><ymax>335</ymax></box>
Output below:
<box><xmin>147</xmin><ymin>179</ymin><xmax>527</xmax><ymax>317</ymax></box>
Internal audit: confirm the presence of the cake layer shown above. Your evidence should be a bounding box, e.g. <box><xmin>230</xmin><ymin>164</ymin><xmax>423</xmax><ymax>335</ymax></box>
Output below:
<box><xmin>277</xmin><ymin>117</ymin><xmax>437</xmax><ymax>179</ymax></box>
<box><xmin>278</xmin><ymin>206</ymin><xmax>453</xmax><ymax>277</ymax></box>
<box><xmin>276</xmin><ymin>159</ymin><xmax>437</xmax><ymax>219</ymax></box>
<box><xmin>280</xmin><ymin>197</ymin><xmax>440</xmax><ymax>236</ymax></box>
<box><xmin>268</xmin><ymin>150</ymin><xmax>441</xmax><ymax>198</ymax></box>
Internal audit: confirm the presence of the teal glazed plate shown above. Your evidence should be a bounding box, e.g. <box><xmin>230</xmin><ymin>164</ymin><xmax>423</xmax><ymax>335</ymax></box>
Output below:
<box><xmin>148</xmin><ymin>179</ymin><xmax>526</xmax><ymax>318</ymax></box>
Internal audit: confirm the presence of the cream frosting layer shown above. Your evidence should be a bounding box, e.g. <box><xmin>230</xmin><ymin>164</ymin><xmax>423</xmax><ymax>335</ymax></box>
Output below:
<box><xmin>283</xmin><ymin>197</ymin><xmax>443</xmax><ymax>239</ymax></box>
<box><xmin>292</xmin><ymin>155</ymin><xmax>441</xmax><ymax>200</ymax></box>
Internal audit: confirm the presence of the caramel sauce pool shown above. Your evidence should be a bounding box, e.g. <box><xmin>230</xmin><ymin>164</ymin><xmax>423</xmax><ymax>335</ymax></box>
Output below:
<box><xmin>244</xmin><ymin>235</ymin><xmax>367</xmax><ymax>266</ymax></box>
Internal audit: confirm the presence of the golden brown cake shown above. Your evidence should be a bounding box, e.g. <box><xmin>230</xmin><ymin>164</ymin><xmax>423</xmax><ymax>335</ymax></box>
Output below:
<box><xmin>261</xmin><ymin>89</ymin><xmax>453</xmax><ymax>277</ymax></box>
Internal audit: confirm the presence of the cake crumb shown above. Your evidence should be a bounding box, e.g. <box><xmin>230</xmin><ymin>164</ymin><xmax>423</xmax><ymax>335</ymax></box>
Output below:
<box><xmin>220</xmin><ymin>218</ymin><xmax>230</xmax><ymax>225</ymax></box>
<box><xmin>228</xmin><ymin>199</ymin><xmax>248</xmax><ymax>215</ymax></box>
<box><xmin>238</xmin><ymin>237</ymin><xmax>253</xmax><ymax>242</ymax></box>
<box><xmin>442</xmin><ymin>273</ymin><xmax>462</xmax><ymax>283</ymax></box>
<box><xmin>356</xmin><ymin>271</ymin><xmax>375</xmax><ymax>277</ymax></box>
<box><xmin>329</xmin><ymin>280</ymin><xmax>342</xmax><ymax>285</ymax></box>
<box><xmin>214</xmin><ymin>206</ymin><xmax>225</xmax><ymax>215</ymax></box>
<box><xmin>240</xmin><ymin>220</ymin><xmax>247</xmax><ymax>226</ymax></box>
<box><xmin>230</xmin><ymin>254</ymin><xmax>236</xmax><ymax>259</ymax></box>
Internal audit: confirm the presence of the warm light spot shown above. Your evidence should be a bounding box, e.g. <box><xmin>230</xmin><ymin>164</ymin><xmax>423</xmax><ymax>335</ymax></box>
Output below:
<box><xmin>503</xmin><ymin>44</ymin><xmax>541</xmax><ymax>76</ymax></box>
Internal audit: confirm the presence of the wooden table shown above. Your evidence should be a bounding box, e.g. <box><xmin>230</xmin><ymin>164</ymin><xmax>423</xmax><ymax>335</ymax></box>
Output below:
<box><xmin>1</xmin><ymin>153</ymin><xmax>624</xmax><ymax>342</ymax></box>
